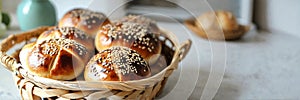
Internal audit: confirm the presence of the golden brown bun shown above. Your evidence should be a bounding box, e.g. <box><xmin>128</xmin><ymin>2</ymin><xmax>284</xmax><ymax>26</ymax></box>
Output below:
<box><xmin>196</xmin><ymin>11</ymin><xmax>239</xmax><ymax>31</ymax></box>
<box><xmin>95</xmin><ymin>22</ymin><xmax>162</xmax><ymax>65</ymax></box>
<box><xmin>58</xmin><ymin>8</ymin><xmax>111</xmax><ymax>37</ymax></box>
<box><xmin>114</xmin><ymin>15</ymin><xmax>160</xmax><ymax>34</ymax></box>
<box><xmin>19</xmin><ymin>38</ymin><xmax>91</xmax><ymax>80</ymax></box>
<box><xmin>84</xmin><ymin>46</ymin><xmax>151</xmax><ymax>81</ymax></box>
<box><xmin>37</xmin><ymin>27</ymin><xmax>95</xmax><ymax>53</ymax></box>
<box><xmin>195</xmin><ymin>11</ymin><xmax>249</xmax><ymax>40</ymax></box>
<box><xmin>216</xmin><ymin>11</ymin><xmax>239</xmax><ymax>31</ymax></box>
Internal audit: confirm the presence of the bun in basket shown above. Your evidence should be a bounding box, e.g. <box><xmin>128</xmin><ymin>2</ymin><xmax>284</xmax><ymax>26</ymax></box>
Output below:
<box><xmin>19</xmin><ymin>38</ymin><xmax>90</xmax><ymax>80</ymax></box>
<box><xmin>58</xmin><ymin>8</ymin><xmax>111</xmax><ymax>37</ymax></box>
<box><xmin>84</xmin><ymin>46</ymin><xmax>151</xmax><ymax>81</ymax></box>
<box><xmin>95</xmin><ymin>22</ymin><xmax>162</xmax><ymax>65</ymax></box>
<box><xmin>114</xmin><ymin>15</ymin><xmax>160</xmax><ymax>34</ymax></box>
<box><xmin>37</xmin><ymin>27</ymin><xmax>95</xmax><ymax>53</ymax></box>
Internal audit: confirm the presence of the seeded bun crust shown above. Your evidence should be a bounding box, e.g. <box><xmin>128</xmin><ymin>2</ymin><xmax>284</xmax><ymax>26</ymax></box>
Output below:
<box><xmin>19</xmin><ymin>38</ymin><xmax>90</xmax><ymax>80</ymax></box>
<box><xmin>95</xmin><ymin>22</ymin><xmax>162</xmax><ymax>65</ymax></box>
<box><xmin>84</xmin><ymin>46</ymin><xmax>151</xmax><ymax>81</ymax></box>
<box><xmin>58</xmin><ymin>8</ymin><xmax>111</xmax><ymax>37</ymax></box>
<box><xmin>114</xmin><ymin>15</ymin><xmax>160</xmax><ymax>34</ymax></box>
<box><xmin>37</xmin><ymin>27</ymin><xmax>95</xmax><ymax>53</ymax></box>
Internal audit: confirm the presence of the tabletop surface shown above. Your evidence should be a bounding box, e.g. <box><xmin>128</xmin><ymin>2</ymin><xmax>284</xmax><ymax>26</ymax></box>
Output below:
<box><xmin>1</xmin><ymin>15</ymin><xmax>300</xmax><ymax>100</ymax></box>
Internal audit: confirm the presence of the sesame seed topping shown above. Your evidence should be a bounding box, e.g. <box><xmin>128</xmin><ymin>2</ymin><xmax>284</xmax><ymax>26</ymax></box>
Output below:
<box><xmin>88</xmin><ymin>25</ymin><xmax>92</xmax><ymax>29</ymax></box>
<box><xmin>102</xmin><ymin>23</ymin><xmax>159</xmax><ymax>52</ymax></box>
<box><xmin>58</xmin><ymin>27</ymin><xmax>90</xmax><ymax>39</ymax></box>
<box><xmin>68</xmin><ymin>9</ymin><xmax>108</xmax><ymax>28</ymax></box>
<box><xmin>70</xmin><ymin>9</ymin><xmax>106</xmax><ymax>20</ymax></box>
<box><xmin>115</xmin><ymin>15</ymin><xmax>156</xmax><ymax>26</ymax></box>
<box><xmin>38</xmin><ymin>38</ymin><xmax>88</xmax><ymax>56</ymax></box>
<box><xmin>95</xmin><ymin>46</ymin><xmax>149</xmax><ymax>76</ymax></box>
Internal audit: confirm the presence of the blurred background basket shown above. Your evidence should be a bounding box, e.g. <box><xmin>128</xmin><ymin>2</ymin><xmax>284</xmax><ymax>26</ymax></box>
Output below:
<box><xmin>0</xmin><ymin>26</ymin><xmax>191</xmax><ymax>100</ymax></box>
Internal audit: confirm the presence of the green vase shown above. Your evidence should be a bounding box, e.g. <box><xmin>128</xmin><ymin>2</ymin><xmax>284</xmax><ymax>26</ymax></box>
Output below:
<box><xmin>17</xmin><ymin>0</ymin><xmax>56</xmax><ymax>31</ymax></box>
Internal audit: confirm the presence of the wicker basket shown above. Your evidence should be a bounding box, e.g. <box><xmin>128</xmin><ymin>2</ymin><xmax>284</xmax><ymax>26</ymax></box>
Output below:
<box><xmin>0</xmin><ymin>26</ymin><xmax>191</xmax><ymax>100</ymax></box>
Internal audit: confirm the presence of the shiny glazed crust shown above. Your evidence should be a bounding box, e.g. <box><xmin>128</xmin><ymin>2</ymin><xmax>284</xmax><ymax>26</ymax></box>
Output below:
<box><xmin>19</xmin><ymin>38</ymin><xmax>90</xmax><ymax>80</ymax></box>
<box><xmin>37</xmin><ymin>27</ymin><xmax>95</xmax><ymax>53</ymax></box>
<box><xmin>95</xmin><ymin>22</ymin><xmax>162</xmax><ymax>65</ymax></box>
<box><xmin>114</xmin><ymin>15</ymin><xmax>160</xmax><ymax>34</ymax></box>
<box><xmin>84</xmin><ymin>46</ymin><xmax>151</xmax><ymax>81</ymax></box>
<box><xmin>58</xmin><ymin>8</ymin><xmax>111</xmax><ymax>37</ymax></box>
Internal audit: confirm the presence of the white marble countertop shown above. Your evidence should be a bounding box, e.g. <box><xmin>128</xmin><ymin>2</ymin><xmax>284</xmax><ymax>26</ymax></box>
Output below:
<box><xmin>1</xmin><ymin>14</ymin><xmax>300</xmax><ymax>100</ymax></box>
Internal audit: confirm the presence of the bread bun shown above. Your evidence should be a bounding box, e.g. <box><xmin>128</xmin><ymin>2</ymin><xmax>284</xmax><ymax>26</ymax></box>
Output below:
<box><xmin>95</xmin><ymin>22</ymin><xmax>162</xmax><ymax>65</ymax></box>
<box><xmin>58</xmin><ymin>8</ymin><xmax>111</xmax><ymax>37</ymax></box>
<box><xmin>195</xmin><ymin>11</ymin><xmax>250</xmax><ymax>40</ymax></box>
<box><xmin>19</xmin><ymin>38</ymin><xmax>90</xmax><ymax>80</ymax></box>
<box><xmin>216</xmin><ymin>11</ymin><xmax>239</xmax><ymax>31</ymax></box>
<box><xmin>37</xmin><ymin>27</ymin><xmax>95</xmax><ymax>53</ymax></box>
<box><xmin>196</xmin><ymin>11</ymin><xmax>239</xmax><ymax>31</ymax></box>
<box><xmin>84</xmin><ymin>46</ymin><xmax>151</xmax><ymax>81</ymax></box>
<box><xmin>114</xmin><ymin>15</ymin><xmax>159</xmax><ymax>34</ymax></box>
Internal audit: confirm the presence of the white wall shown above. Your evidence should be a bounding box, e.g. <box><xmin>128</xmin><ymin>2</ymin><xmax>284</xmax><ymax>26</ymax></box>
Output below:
<box><xmin>2</xmin><ymin>0</ymin><xmax>21</xmax><ymax>13</ymax></box>
<box><xmin>254</xmin><ymin>0</ymin><xmax>300</xmax><ymax>36</ymax></box>
<box><xmin>50</xmin><ymin>0</ymin><xmax>91</xmax><ymax>19</ymax></box>
<box><xmin>3</xmin><ymin>0</ymin><xmax>300</xmax><ymax>36</ymax></box>
<box><xmin>178</xmin><ymin>0</ymin><xmax>241</xmax><ymax>17</ymax></box>
<box><xmin>178</xmin><ymin>0</ymin><xmax>253</xmax><ymax>25</ymax></box>
<box><xmin>2</xmin><ymin>0</ymin><xmax>125</xmax><ymax>20</ymax></box>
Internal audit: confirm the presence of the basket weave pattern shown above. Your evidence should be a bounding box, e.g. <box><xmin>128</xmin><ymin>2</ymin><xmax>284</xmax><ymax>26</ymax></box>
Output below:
<box><xmin>0</xmin><ymin>27</ymin><xmax>191</xmax><ymax>100</ymax></box>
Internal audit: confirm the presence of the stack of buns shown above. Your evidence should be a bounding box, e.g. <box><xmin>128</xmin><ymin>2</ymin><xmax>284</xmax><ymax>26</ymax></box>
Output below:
<box><xmin>19</xmin><ymin>8</ymin><xmax>166</xmax><ymax>81</ymax></box>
